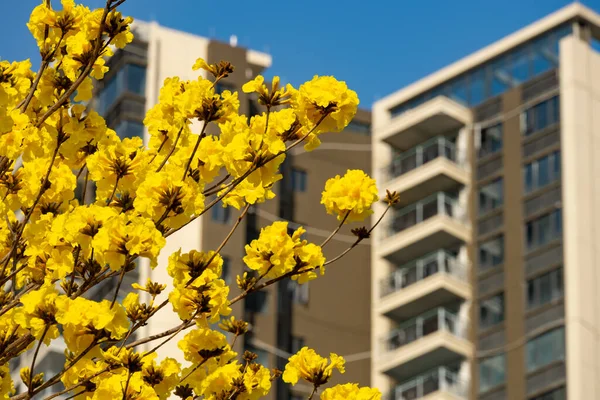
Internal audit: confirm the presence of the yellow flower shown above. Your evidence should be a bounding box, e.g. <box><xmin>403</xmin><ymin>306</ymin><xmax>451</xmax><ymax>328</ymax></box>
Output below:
<box><xmin>0</xmin><ymin>364</ymin><xmax>14</xmax><ymax>399</ymax></box>
<box><xmin>92</xmin><ymin>213</ymin><xmax>165</xmax><ymax>270</ymax></box>
<box><xmin>167</xmin><ymin>249</ymin><xmax>223</xmax><ymax>287</ymax></box>
<box><xmin>282</xmin><ymin>347</ymin><xmax>345</xmax><ymax>387</ymax></box>
<box><xmin>14</xmin><ymin>284</ymin><xmax>61</xmax><ymax>345</ymax></box>
<box><xmin>240</xmin><ymin>364</ymin><xmax>272</xmax><ymax>400</ymax></box>
<box><xmin>243</xmin><ymin>221</ymin><xmax>296</xmax><ymax>279</ymax></box>
<box><xmin>321</xmin><ymin>169</ymin><xmax>378</xmax><ymax>222</ymax></box>
<box><xmin>141</xmin><ymin>355</ymin><xmax>181</xmax><ymax>400</ymax></box>
<box><xmin>289</xmin><ymin>75</ymin><xmax>359</xmax><ymax>134</ymax></box>
<box><xmin>320</xmin><ymin>384</ymin><xmax>382</xmax><ymax>400</ymax></box>
<box><xmin>55</xmin><ymin>297</ymin><xmax>129</xmax><ymax>353</ymax></box>
<box><xmin>242</xmin><ymin>75</ymin><xmax>291</xmax><ymax>108</ymax></box>
<box><xmin>178</xmin><ymin>328</ymin><xmax>230</xmax><ymax>364</ymax></box>
<box><xmin>134</xmin><ymin>165</ymin><xmax>205</xmax><ymax>229</ymax></box>
<box><xmin>291</xmin><ymin>242</ymin><xmax>326</xmax><ymax>284</ymax></box>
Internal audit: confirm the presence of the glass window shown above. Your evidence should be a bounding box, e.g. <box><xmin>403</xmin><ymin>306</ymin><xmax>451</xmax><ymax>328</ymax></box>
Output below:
<box><xmin>245</xmin><ymin>290</ymin><xmax>269</xmax><ymax>314</ymax></box>
<box><xmin>491</xmin><ymin>57</ymin><xmax>511</xmax><ymax>96</ymax></box>
<box><xmin>480</xmin><ymin>292</ymin><xmax>505</xmax><ymax>329</ymax></box>
<box><xmin>512</xmin><ymin>47</ymin><xmax>531</xmax><ymax>84</ymax></box>
<box><xmin>526</xmin><ymin>327</ymin><xmax>565</xmax><ymax>372</ymax></box>
<box><xmin>291</xmin><ymin>336</ymin><xmax>305</xmax><ymax>354</ymax></box>
<box><xmin>290</xmin><ymin>280</ymin><xmax>309</xmax><ymax>305</ymax></box>
<box><xmin>115</xmin><ymin>120</ymin><xmax>144</xmax><ymax>140</ymax></box>
<box><xmin>291</xmin><ymin>168</ymin><xmax>307</xmax><ymax>192</ymax></box>
<box><xmin>211</xmin><ymin>204</ymin><xmax>231</xmax><ymax>224</ymax></box>
<box><xmin>531</xmin><ymin>386</ymin><xmax>566</xmax><ymax>400</ymax></box>
<box><xmin>525</xmin><ymin>209</ymin><xmax>562</xmax><ymax>250</ymax></box>
<box><xmin>125</xmin><ymin>64</ymin><xmax>146</xmax><ymax>95</ymax></box>
<box><xmin>245</xmin><ymin>344</ymin><xmax>269</xmax><ymax>368</ymax></box>
<box><xmin>479</xmin><ymin>354</ymin><xmax>506</xmax><ymax>392</ymax></box>
<box><xmin>387</xmin><ymin>25</ymin><xmax>571</xmax><ymax>117</ymax></box>
<box><xmin>215</xmin><ymin>81</ymin><xmax>236</xmax><ymax>95</ymax></box>
<box><xmin>479</xmin><ymin>235</ymin><xmax>504</xmax><ymax>270</ymax></box>
<box><xmin>479</xmin><ymin>178</ymin><xmax>503</xmax><ymax>215</ymax></box>
<box><xmin>523</xmin><ymin>96</ymin><xmax>560</xmax><ymax>136</ymax></box>
<box><xmin>222</xmin><ymin>256</ymin><xmax>231</xmax><ymax>285</ymax></box>
<box><xmin>347</xmin><ymin>120</ymin><xmax>371</xmax><ymax>135</ymax></box>
<box><xmin>469</xmin><ymin>68</ymin><xmax>486</xmax><ymax>106</ymax></box>
<box><xmin>532</xmin><ymin>36</ymin><xmax>555</xmax><ymax>76</ymax></box>
<box><xmin>479</xmin><ymin>123</ymin><xmax>503</xmax><ymax>158</ymax></box>
<box><xmin>524</xmin><ymin>151</ymin><xmax>561</xmax><ymax>193</ymax></box>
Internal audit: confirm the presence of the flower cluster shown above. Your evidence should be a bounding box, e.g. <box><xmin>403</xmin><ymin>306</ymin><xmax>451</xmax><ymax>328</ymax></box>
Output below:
<box><xmin>0</xmin><ymin>0</ymin><xmax>383</xmax><ymax>398</ymax></box>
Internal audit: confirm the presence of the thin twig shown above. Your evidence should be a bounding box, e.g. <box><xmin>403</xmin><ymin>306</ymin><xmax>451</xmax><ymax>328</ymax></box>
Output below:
<box><xmin>319</xmin><ymin>210</ymin><xmax>351</xmax><ymax>248</ymax></box>
<box><xmin>155</xmin><ymin>126</ymin><xmax>183</xmax><ymax>172</ymax></box>
<box><xmin>28</xmin><ymin>325</ymin><xmax>50</xmax><ymax>396</ymax></box>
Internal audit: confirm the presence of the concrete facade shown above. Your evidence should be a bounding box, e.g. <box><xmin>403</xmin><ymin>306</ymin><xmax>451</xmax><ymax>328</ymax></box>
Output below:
<box><xmin>372</xmin><ymin>4</ymin><xmax>600</xmax><ymax>400</ymax></box>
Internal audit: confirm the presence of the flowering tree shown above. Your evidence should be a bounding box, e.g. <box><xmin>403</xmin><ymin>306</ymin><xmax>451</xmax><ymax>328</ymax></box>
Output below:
<box><xmin>0</xmin><ymin>1</ymin><xmax>399</xmax><ymax>399</ymax></box>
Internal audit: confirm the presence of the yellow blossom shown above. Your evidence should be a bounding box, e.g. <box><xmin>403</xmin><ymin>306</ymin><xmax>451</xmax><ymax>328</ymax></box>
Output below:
<box><xmin>282</xmin><ymin>347</ymin><xmax>345</xmax><ymax>387</ymax></box>
<box><xmin>321</xmin><ymin>169</ymin><xmax>378</xmax><ymax>222</ymax></box>
<box><xmin>320</xmin><ymin>384</ymin><xmax>382</xmax><ymax>400</ymax></box>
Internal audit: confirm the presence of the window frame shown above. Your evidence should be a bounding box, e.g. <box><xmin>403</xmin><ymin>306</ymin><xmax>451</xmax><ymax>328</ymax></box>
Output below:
<box><xmin>478</xmin><ymin>177</ymin><xmax>504</xmax><ymax>215</ymax></box>
<box><xmin>522</xmin><ymin>96</ymin><xmax>560</xmax><ymax>136</ymax></box>
<box><xmin>291</xmin><ymin>168</ymin><xmax>308</xmax><ymax>193</ymax></box>
<box><xmin>525</xmin><ymin>208</ymin><xmax>562</xmax><ymax>251</ymax></box>
<box><xmin>479</xmin><ymin>353</ymin><xmax>506</xmax><ymax>393</ymax></box>
<box><xmin>526</xmin><ymin>267</ymin><xmax>563</xmax><ymax>309</ymax></box>
<box><xmin>479</xmin><ymin>123</ymin><xmax>503</xmax><ymax>158</ymax></box>
<box><xmin>526</xmin><ymin>327</ymin><xmax>565</xmax><ymax>372</ymax></box>
<box><xmin>523</xmin><ymin>150</ymin><xmax>561</xmax><ymax>194</ymax></box>
<box><xmin>479</xmin><ymin>292</ymin><xmax>505</xmax><ymax>330</ymax></box>
<box><xmin>478</xmin><ymin>235</ymin><xmax>505</xmax><ymax>270</ymax></box>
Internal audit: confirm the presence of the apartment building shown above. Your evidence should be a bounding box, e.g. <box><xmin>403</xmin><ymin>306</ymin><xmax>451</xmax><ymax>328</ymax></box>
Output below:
<box><xmin>371</xmin><ymin>3</ymin><xmax>600</xmax><ymax>400</ymax></box>
<box><xmin>13</xmin><ymin>21</ymin><xmax>372</xmax><ymax>399</ymax></box>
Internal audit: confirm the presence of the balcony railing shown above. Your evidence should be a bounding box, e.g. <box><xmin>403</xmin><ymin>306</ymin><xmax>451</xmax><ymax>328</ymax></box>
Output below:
<box><xmin>382</xmin><ymin>136</ymin><xmax>458</xmax><ymax>182</ymax></box>
<box><xmin>383</xmin><ymin>192</ymin><xmax>465</xmax><ymax>239</ymax></box>
<box><xmin>380</xmin><ymin>250</ymin><xmax>466</xmax><ymax>298</ymax></box>
<box><xmin>381</xmin><ymin>308</ymin><xmax>464</xmax><ymax>353</ymax></box>
<box><xmin>387</xmin><ymin>365</ymin><xmax>467</xmax><ymax>400</ymax></box>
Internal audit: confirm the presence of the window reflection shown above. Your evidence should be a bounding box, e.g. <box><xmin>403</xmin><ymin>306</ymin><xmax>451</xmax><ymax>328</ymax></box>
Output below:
<box><xmin>95</xmin><ymin>63</ymin><xmax>146</xmax><ymax>116</ymax></box>
<box><xmin>389</xmin><ymin>24</ymin><xmax>572</xmax><ymax>118</ymax></box>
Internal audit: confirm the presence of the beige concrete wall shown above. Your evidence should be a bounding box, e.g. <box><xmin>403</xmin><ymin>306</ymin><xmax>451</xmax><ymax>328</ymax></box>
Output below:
<box><xmin>559</xmin><ymin>35</ymin><xmax>600</xmax><ymax>400</ymax></box>
<box><xmin>139</xmin><ymin>23</ymin><xmax>210</xmax><ymax>358</ymax></box>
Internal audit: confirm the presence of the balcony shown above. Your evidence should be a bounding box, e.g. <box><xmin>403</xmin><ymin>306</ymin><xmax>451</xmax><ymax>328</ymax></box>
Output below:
<box><xmin>378</xmin><ymin>96</ymin><xmax>472</xmax><ymax>151</ymax></box>
<box><xmin>381</xmin><ymin>137</ymin><xmax>469</xmax><ymax>207</ymax></box>
<box><xmin>379</xmin><ymin>193</ymin><xmax>470</xmax><ymax>264</ymax></box>
<box><xmin>387</xmin><ymin>365</ymin><xmax>467</xmax><ymax>400</ymax></box>
<box><xmin>378</xmin><ymin>250</ymin><xmax>471</xmax><ymax>320</ymax></box>
<box><xmin>378</xmin><ymin>308</ymin><xmax>472</xmax><ymax>381</ymax></box>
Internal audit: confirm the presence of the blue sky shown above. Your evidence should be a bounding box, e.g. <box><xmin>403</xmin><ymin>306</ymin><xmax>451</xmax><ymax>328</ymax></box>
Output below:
<box><xmin>1</xmin><ymin>0</ymin><xmax>598</xmax><ymax>108</ymax></box>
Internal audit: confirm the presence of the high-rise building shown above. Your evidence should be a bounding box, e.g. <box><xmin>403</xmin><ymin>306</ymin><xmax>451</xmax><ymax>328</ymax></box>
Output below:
<box><xmin>371</xmin><ymin>3</ymin><xmax>600</xmax><ymax>400</ymax></box>
<box><xmin>21</xmin><ymin>20</ymin><xmax>372</xmax><ymax>400</ymax></box>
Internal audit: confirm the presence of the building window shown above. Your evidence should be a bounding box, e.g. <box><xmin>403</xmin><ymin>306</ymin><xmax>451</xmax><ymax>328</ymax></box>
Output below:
<box><xmin>479</xmin><ymin>354</ymin><xmax>506</xmax><ymax>393</ymax></box>
<box><xmin>211</xmin><ymin>204</ymin><xmax>231</xmax><ymax>224</ymax></box>
<box><xmin>291</xmin><ymin>168</ymin><xmax>307</xmax><ymax>192</ymax></box>
<box><xmin>522</xmin><ymin>96</ymin><xmax>560</xmax><ymax>136</ymax></box>
<box><xmin>222</xmin><ymin>256</ymin><xmax>231</xmax><ymax>285</ymax></box>
<box><xmin>96</xmin><ymin>63</ymin><xmax>146</xmax><ymax>115</ymax></box>
<box><xmin>525</xmin><ymin>209</ymin><xmax>562</xmax><ymax>251</ymax></box>
<box><xmin>527</xmin><ymin>267</ymin><xmax>563</xmax><ymax>309</ymax></box>
<box><xmin>115</xmin><ymin>120</ymin><xmax>144</xmax><ymax>140</ymax></box>
<box><xmin>479</xmin><ymin>293</ymin><xmax>505</xmax><ymax>330</ymax></box>
<box><xmin>347</xmin><ymin>120</ymin><xmax>371</xmax><ymax>135</ymax></box>
<box><xmin>291</xmin><ymin>336</ymin><xmax>305</xmax><ymax>354</ymax></box>
<box><xmin>524</xmin><ymin>151</ymin><xmax>561</xmax><ymax>193</ymax></box>
<box><xmin>479</xmin><ymin>235</ymin><xmax>504</xmax><ymax>270</ymax></box>
<box><xmin>479</xmin><ymin>123</ymin><xmax>503</xmax><ymax>158</ymax></box>
<box><xmin>479</xmin><ymin>178</ymin><xmax>503</xmax><ymax>215</ymax></box>
<box><xmin>245</xmin><ymin>290</ymin><xmax>269</xmax><ymax>314</ymax></box>
<box><xmin>290</xmin><ymin>280</ymin><xmax>309</xmax><ymax>305</ymax></box>
<box><xmin>531</xmin><ymin>386</ymin><xmax>566</xmax><ymax>400</ymax></box>
<box><xmin>245</xmin><ymin>344</ymin><xmax>269</xmax><ymax>368</ymax></box>
<box><xmin>388</xmin><ymin>24</ymin><xmax>570</xmax><ymax>118</ymax></box>
<box><xmin>215</xmin><ymin>81</ymin><xmax>236</xmax><ymax>95</ymax></box>
<box><xmin>526</xmin><ymin>327</ymin><xmax>565</xmax><ymax>372</ymax></box>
